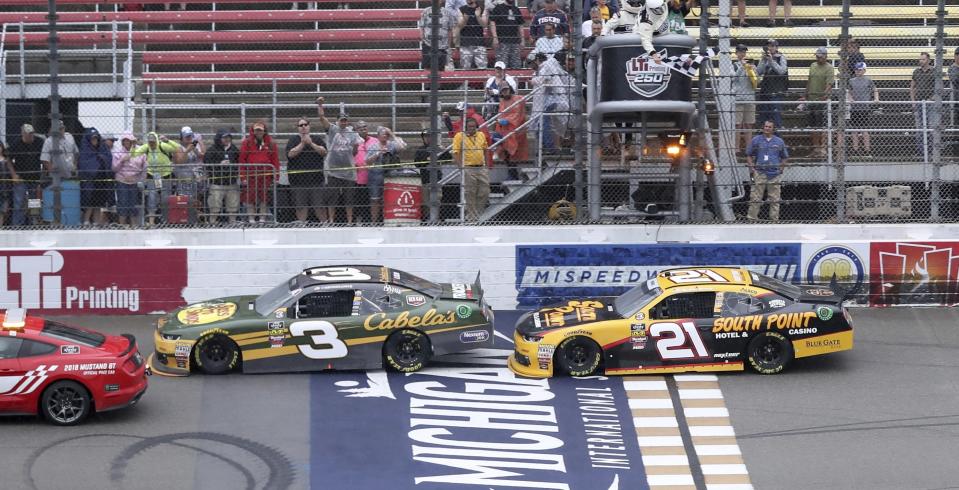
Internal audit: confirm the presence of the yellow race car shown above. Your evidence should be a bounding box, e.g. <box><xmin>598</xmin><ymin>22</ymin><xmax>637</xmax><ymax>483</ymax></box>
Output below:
<box><xmin>508</xmin><ymin>267</ymin><xmax>853</xmax><ymax>378</ymax></box>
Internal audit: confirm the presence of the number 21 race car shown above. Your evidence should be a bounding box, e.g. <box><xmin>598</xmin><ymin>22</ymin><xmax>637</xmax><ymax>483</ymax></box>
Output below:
<box><xmin>151</xmin><ymin>265</ymin><xmax>494</xmax><ymax>376</ymax></box>
<box><xmin>0</xmin><ymin>309</ymin><xmax>149</xmax><ymax>425</ymax></box>
<box><xmin>509</xmin><ymin>267</ymin><xmax>854</xmax><ymax>378</ymax></box>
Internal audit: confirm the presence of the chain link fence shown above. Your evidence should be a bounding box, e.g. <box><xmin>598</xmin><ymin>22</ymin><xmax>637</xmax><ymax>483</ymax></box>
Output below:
<box><xmin>0</xmin><ymin>0</ymin><xmax>956</xmax><ymax>228</ymax></box>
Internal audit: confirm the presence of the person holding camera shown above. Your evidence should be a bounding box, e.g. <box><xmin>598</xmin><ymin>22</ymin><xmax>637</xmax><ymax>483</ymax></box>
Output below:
<box><xmin>757</xmin><ymin>38</ymin><xmax>789</xmax><ymax>130</ymax></box>
<box><xmin>733</xmin><ymin>44</ymin><xmax>758</xmax><ymax>155</ymax></box>
<box><xmin>364</xmin><ymin>126</ymin><xmax>408</xmax><ymax>223</ymax></box>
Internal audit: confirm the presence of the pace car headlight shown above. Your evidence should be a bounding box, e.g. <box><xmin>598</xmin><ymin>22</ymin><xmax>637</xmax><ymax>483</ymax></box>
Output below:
<box><xmin>521</xmin><ymin>333</ymin><xmax>543</xmax><ymax>343</ymax></box>
<box><xmin>160</xmin><ymin>333</ymin><xmax>181</xmax><ymax>341</ymax></box>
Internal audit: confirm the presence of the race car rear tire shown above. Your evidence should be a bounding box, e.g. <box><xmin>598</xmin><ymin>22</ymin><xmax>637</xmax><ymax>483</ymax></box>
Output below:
<box><xmin>384</xmin><ymin>329</ymin><xmax>431</xmax><ymax>373</ymax></box>
<box><xmin>555</xmin><ymin>336</ymin><xmax>602</xmax><ymax>377</ymax></box>
<box><xmin>193</xmin><ymin>334</ymin><xmax>240</xmax><ymax>375</ymax></box>
<box><xmin>747</xmin><ymin>331</ymin><xmax>793</xmax><ymax>374</ymax></box>
<box><xmin>41</xmin><ymin>380</ymin><xmax>92</xmax><ymax>426</ymax></box>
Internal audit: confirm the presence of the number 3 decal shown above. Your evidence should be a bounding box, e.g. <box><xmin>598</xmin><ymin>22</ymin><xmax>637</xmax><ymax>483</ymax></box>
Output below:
<box><xmin>289</xmin><ymin>320</ymin><xmax>348</xmax><ymax>359</ymax></box>
<box><xmin>650</xmin><ymin>321</ymin><xmax>710</xmax><ymax>360</ymax></box>
<box><xmin>309</xmin><ymin>267</ymin><xmax>372</xmax><ymax>282</ymax></box>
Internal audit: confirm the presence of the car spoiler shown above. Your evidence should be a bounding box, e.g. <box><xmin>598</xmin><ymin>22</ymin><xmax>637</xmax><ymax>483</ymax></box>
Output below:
<box><xmin>120</xmin><ymin>333</ymin><xmax>137</xmax><ymax>357</ymax></box>
<box><xmin>474</xmin><ymin>271</ymin><xmax>485</xmax><ymax>304</ymax></box>
<box><xmin>438</xmin><ymin>271</ymin><xmax>485</xmax><ymax>302</ymax></box>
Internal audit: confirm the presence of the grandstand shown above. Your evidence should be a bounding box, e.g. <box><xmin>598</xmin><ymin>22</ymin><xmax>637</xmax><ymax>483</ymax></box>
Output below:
<box><xmin>1</xmin><ymin>0</ymin><xmax>957</xmax><ymax>225</ymax></box>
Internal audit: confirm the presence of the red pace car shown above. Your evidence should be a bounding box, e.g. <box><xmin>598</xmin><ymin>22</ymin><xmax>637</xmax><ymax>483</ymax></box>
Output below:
<box><xmin>0</xmin><ymin>309</ymin><xmax>149</xmax><ymax>425</ymax></box>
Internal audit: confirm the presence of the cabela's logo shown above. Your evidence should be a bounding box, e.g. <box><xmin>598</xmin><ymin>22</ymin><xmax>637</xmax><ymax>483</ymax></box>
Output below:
<box><xmin>625</xmin><ymin>49</ymin><xmax>670</xmax><ymax>97</ymax></box>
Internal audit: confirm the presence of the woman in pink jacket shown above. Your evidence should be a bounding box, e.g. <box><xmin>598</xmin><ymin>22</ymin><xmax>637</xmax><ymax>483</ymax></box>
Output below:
<box><xmin>112</xmin><ymin>132</ymin><xmax>147</xmax><ymax>226</ymax></box>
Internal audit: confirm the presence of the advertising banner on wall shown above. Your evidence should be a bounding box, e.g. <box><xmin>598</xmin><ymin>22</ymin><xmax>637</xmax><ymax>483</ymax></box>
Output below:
<box><xmin>800</xmin><ymin>243</ymin><xmax>870</xmax><ymax>301</ymax></box>
<box><xmin>870</xmin><ymin>242</ymin><xmax>959</xmax><ymax>306</ymax></box>
<box><xmin>0</xmin><ymin>249</ymin><xmax>188</xmax><ymax>314</ymax></box>
<box><xmin>515</xmin><ymin>243</ymin><xmax>802</xmax><ymax>308</ymax></box>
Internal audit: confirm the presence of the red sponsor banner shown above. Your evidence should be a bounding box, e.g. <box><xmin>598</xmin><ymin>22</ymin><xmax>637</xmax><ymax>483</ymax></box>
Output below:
<box><xmin>0</xmin><ymin>249</ymin><xmax>187</xmax><ymax>315</ymax></box>
<box><xmin>869</xmin><ymin>242</ymin><xmax>959</xmax><ymax>306</ymax></box>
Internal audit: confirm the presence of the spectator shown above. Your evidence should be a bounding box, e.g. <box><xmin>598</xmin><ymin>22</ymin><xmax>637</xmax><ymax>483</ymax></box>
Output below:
<box><xmin>443</xmin><ymin>102</ymin><xmax>488</xmax><ymax>139</ymax></box>
<box><xmin>353</xmin><ymin>121</ymin><xmax>377</xmax><ymax>221</ymax></box>
<box><xmin>239</xmin><ymin>120</ymin><xmax>279</xmax><ymax>224</ymax></box>
<box><xmin>455</xmin><ymin>0</ymin><xmax>489</xmax><ymax>70</ymax></box>
<box><xmin>316</xmin><ymin>97</ymin><xmax>363</xmax><ymax>224</ymax></box>
<box><xmin>844</xmin><ymin>38</ymin><xmax>866</xmax><ymax>76</ymax></box>
<box><xmin>531</xmin><ymin>0</ymin><xmax>569</xmax><ymax>39</ymax></box>
<box><xmin>484</xmin><ymin>61</ymin><xmax>519</xmax><ymax>119</ymax></box>
<box><xmin>746</xmin><ymin>120</ymin><xmax>789</xmax><ymax>221</ymax></box>
<box><xmin>911</xmin><ymin>52</ymin><xmax>940</xmax><ymax>155</ymax></box>
<box><xmin>285</xmin><ymin>118</ymin><xmax>328</xmax><ymax>224</ymax></box>
<box><xmin>40</xmin><ymin>122</ymin><xmax>79</xmax><ymax>223</ymax></box>
<box><xmin>531</xmin><ymin>53</ymin><xmax>573</xmax><ymax>152</ymax></box>
<box><xmin>757</xmin><ymin>38</ymin><xmax>788</xmax><ymax>130</ymax></box>
<box><xmin>531</xmin><ymin>0</ymin><xmax>568</xmax><ymax>12</ymax></box>
<box><xmin>7</xmin><ymin>123</ymin><xmax>45</xmax><ymax>226</ymax></box>
<box><xmin>204</xmin><ymin>129</ymin><xmax>242</xmax><ymax>224</ymax></box>
<box><xmin>583</xmin><ymin>19</ymin><xmax>603</xmax><ymax>51</ymax></box>
<box><xmin>419</xmin><ymin>0</ymin><xmax>457</xmax><ymax>72</ymax></box>
<box><xmin>489</xmin><ymin>0</ymin><xmax>525</xmax><ymax>70</ymax></box>
<box><xmin>528</xmin><ymin>23</ymin><xmax>567</xmax><ymax>66</ymax></box>
<box><xmin>768</xmin><ymin>0</ymin><xmax>792</xmax><ymax>27</ymax></box>
<box><xmin>847</xmin><ymin>62</ymin><xmax>879</xmax><ymax>158</ymax></box>
<box><xmin>131</xmin><ymin>131</ymin><xmax>178</xmax><ymax>225</ymax></box>
<box><xmin>365</xmin><ymin>127</ymin><xmax>408</xmax><ymax>223</ymax></box>
<box><xmin>78</xmin><ymin>128</ymin><xmax>113</xmax><ymax>226</ymax></box>
<box><xmin>174</xmin><ymin>126</ymin><xmax>205</xmax><ymax>220</ymax></box>
<box><xmin>582</xmin><ymin>0</ymin><xmax>617</xmax><ymax>21</ymax></box>
<box><xmin>736</xmin><ymin>0</ymin><xmax>747</xmax><ymax>27</ymax></box>
<box><xmin>581</xmin><ymin>7</ymin><xmax>604</xmax><ymax>37</ymax></box>
<box><xmin>413</xmin><ymin>129</ymin><xmax>452</xmax><ymax>217</ymax></box>
<box><xmin>492</xmin><ymin>84</ymin><xmax>529</xmax><ymax>180</ymax></box>
<box><xmin>665</xmin><ymin>0</ymin><xmax>695</xmax><ymax>35</ymax></box>
<box><xmin>733</xmin><ymin>44</ymin><xmax>758</xmax><ymax>155</ymax></box>
<box><xmin>949</xmin><ymin>47</ymin><xmax>959</xmax><ymax>127</ymax></box>
<box><xmin>636</xmin><ymin>0</ymin><xmax>668</xmax><ymax>61</ymax></box>
<box><xmin>802</xmin><ymin>46</ymin><xmax>835</xmax><ymax>159</ymax></box>
<box><xmin>111</xmin><ymin>133</ymin><xmax>147</xmax><ymax>226</ymax></box>
<box><xmin>0</xmin><ymin>143</ymin><xmax>9</xmax><ymax>226</ymax></box>
<box><xmin>451</xmin><ymin>118</ymin><xmax>490</xmax><ymax>222</ymax></box>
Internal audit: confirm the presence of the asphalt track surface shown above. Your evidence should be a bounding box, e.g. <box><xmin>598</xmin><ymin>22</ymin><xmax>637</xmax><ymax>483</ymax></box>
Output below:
<box><xmin>0</xmin><ymin>308</ymin><xmax>957</xmax><ymax>490</ymax></box>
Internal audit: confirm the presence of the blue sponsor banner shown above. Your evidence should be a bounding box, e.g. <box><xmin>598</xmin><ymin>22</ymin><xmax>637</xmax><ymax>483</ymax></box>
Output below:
<box><xmin>516</xmin><ymin>243</ymin><xmax>802</xmax><ymax>308</ymax></box>
<box><xmin>310</xmin><ymin>311</ymin><xmax>648</xmax><ymax>490</ymax></box>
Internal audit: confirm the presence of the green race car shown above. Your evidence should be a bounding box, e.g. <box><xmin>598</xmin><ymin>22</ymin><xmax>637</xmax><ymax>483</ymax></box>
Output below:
<box><xmin>150</xmin><ymin>265</ymin><xmax>493</xmax><ymax>375</ymax></box>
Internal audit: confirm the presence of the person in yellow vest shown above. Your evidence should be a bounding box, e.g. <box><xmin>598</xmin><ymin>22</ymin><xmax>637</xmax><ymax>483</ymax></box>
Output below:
<box><xmin>451</xmin><ymin>118</ymin><xmax>489</xmax><ymax>222</ymax></box>
<box><xmin>131</xmin><ymin>131</ymin><xmax>180</xmax><ymax>225</ymax></box>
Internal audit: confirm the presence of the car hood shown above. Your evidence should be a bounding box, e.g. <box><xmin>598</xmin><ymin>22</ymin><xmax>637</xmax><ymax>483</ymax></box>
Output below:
<box><xmin>159</xmin><ymin>295</ymin><xmax>260</xmax><ymax>331</ymax></box>
<box><xmin>515</xmin><ymin>299</ymin><xmax>622</xmax><ymax>335</ymax></box>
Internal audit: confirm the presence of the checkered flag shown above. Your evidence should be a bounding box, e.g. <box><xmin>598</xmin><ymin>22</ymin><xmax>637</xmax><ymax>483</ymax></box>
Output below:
<box><xmin>662</xmin><ymin>47</ymin><xmax>718</xmax><ymax>78</ymax></box>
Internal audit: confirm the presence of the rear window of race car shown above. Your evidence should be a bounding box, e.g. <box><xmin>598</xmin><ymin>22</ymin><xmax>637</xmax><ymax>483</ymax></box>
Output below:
<box><xmin>40</xmin><ymin>321</ymin><xmax>106</xmax><ymax>347</ymax></box>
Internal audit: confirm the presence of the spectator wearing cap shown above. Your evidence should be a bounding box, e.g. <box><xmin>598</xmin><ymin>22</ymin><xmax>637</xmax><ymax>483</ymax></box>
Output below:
<box><xmin>112</xmin><ymin>132</ymin><xmax>147</xmax><ymax>226</ymax></box>
<box><xmin>286</xmin><ymin>117</ymin><xmax>328</xmax><ymax>224</ymax></box>
<box><xmin>40</xmin><ymin>121</ymin><xmax>79</xmax><ymax>188</ymax></box>
<box><xmin>130</xmin><ymin>130</ymin><xmax>179</xmax><ymax>225</ymax></box>
<box><xmin>204</xmin><ymin>128</ymin><xmax>242</xmax><ymax>223</ymax></box>
<box><xmin>316</xmin><ymin>97</ymin><xmax>363</xmax><ymax>224</ymax></box>
<box><xmin>528</xmin><ymin>23</ymin><xmax>567</xmax><ymax>66</ymax></box>
<box><xmin>768</xmin><ymin>0</ymin><xmax>792</xmax><ymax>28</ymax></box>
<box><xmin>911</xmin><ymin>52</ymin><xmax>943</xmax><ymax>156</ymax></box>
<box><xmin>489</xmin><ymin>0</ymin><xmax>525</xmax><ymax>70</ymax></box>
<box><xmin>174</xmin><ymin>126</ymin><xmax>205</xmax><ymax>221</ymax></box>
<box><xmin>847</xmin><ymin>62</ymin><xmax>879</xmax><ymax>158</ymax></box>
<box><xmin>365</xmin><ymin>127</ymin><xmax>408</xmax><ymax>223</ymax></box>
<box><xmin>7</xmin><ymin>123</ymin><xmax>45</xmax><ymax>226</ymax></box>
<box><xmin>843</xmin><ymin>37</ymin><xmax>866</xmax><ymax>76</ymax></box>
<box><xmin>353</xmin><ymin>120</ymin><xmax>378</xmax><ymax>220</ymax></box>
<box><xmin>454</xmin><ymin>0</ymin><xmax>489</xmax><ymax>70</ymax></box>
<box><xmin>239</xmin><ymin>120</ymin><xmax>279</xmax><ymax>224</ymax></box>
<box><xmin>531</xmin><ymin>0</ymin><xmax>569</xmax><ymax>39</ymax></box>
<box><xmin>484</xmin><ymin>62</ymin><xmax>519</xmax><ymax>119</ymax></box>
<box><xmin>948</xmin><ymin>47</ymin><xmax>959</xmax><ymax>129</ymax></box>
<box><xmin>757</xmin><ymin>38</ymin><xmax>789</xmax><ymax>130</ymax></box>
<box><xmin>802</xmin><ymin>46</ymin><xmax>835</xmax><ymax>159</ymax></box>
<box><xmin>419</xmin><ymin>0</ymin><xmax>457</xmax><ymax>72</ymax></box>
<box><xmin>78</xmin><ymin>127</ymin><xmax>113</xmax><ymax>226</ymax></box>
<box><xmin>733</xmin><ymin>44</ymin><xmax>758</xmax><ymax>155</ymax></box>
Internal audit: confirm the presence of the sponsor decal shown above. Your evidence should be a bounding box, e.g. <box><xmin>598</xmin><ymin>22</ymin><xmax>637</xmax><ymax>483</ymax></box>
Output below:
<box><xmin>768</xmin><ymin>299</ymin><xmax>786</xmax><ymax>309</ymax></box>
<box><xmin>450</xmin><ymin>283</ymin><xmax>473</xmax><ymax>299</ymax></box>
<box><xmin>816</xmin><ymin>306</ymin><xmax>833</xmax><ymax>321</ymax></box>
<box><xmin>383</xmin><ymin>284</ymin><xmax>403</xmax><ymax>295</ymax></box>
<box><xmin>870</xmin><ymin>242</ymin><xmax>959</xmax><ymax>306</ymax></box>
<box><xmin>60</xmin><ymin>345</ymin><xmax>80</xmax><ymax>355</ymax></box>
<box><xmin>174</xmin><ymin>342</ymin><xmax>191</xmax><ymax>359</ymax></box>
<box><xmin>268</xmin><ymin>321</ymin><xmax>288</xmax><ymax>348</ymax></box>
<box><xmin>405</xmin><ymin>294</ymin><xmax>426</xmax><ymax>307</ymax></box>
<box><xmin>363</xmin><ymin>309</ymin><xmax>457</xmax><ymax>331</ymax></box>
<box><xmin>537</xmin><ymin>343</ymin><xmax>556</xmax><ymax>362</ymax></box>
<box><xmin>537</xmin><ymin>300</ymin><xmax>604</xmax><ymax>328</ymax></box>
<box><xmin>789</xmin><ymin>327</ymin><xmax>818</xmax><ymax>335</ymax></box>
<box><xmin>804</xmin><ymin>288</ymin><xmax>834</xmax><ymax>297</ymax></box>
<box><xmin>0</xmin><ymin>249</ymin><xmax>186</xmax><ymax>314</ymax></box>
<box><xmin>274</xmin><ymin>307</ymin><xmax>287</xmax><ymax>319</ymax></box>
<box><xmin>805</xmin><ymin>245</ymin><xmax>866</xmax><ymax>292</ymax></box>
<box><xmin>629</xmin><ymin>323</ymin><xmax>648</xmax><ymax>350</ymax></box>
<box><xmin>713</xmin><ymin>352</ymin><xmax>740</xmax><ymax>359</ymax></box>
<box><xmin>515</xmin><ymin>243</ymin><xmax>801</xmax><ymax>308</ymax></box>
<box><xmin>352</xmin><ymin>291</ymin><xmax>363</xmax><ymax>316</ymax></box>
<box><xmin>712</xmin><ymin>311</ymin><xmax>817</xmax><ymax>333</ymax></box>
<box><xmin>392</xmin><ymin>271</ymin><xmax>401</xmax><ymax>281</ymax></box>
<box><xmin>626</xmin><ymin>49</ymin><xmax>671</xmax><ymax>97</ymax></box>
<box><xmin>458</xmin><ymin>330</ymin><xmax>490</xmax><ymax>343</ymax></box>
<box><xmin>105</xmin><ymin>384</ymin><xmax>120</xmax><ymax>392</ymax></box>
<box><xmin>455</xmin><ymin>304</ymin><xmax>472</xmax><ymax>319</ymax></box>
<box><xmin>177</xmin><ymin>302</ymin><xmax>237</xmax><ymax>325</ymax></box>
<box><xmin>64</xmin><ymin>362</ymin><xmax>116</xmax><ymax>376</ymax></box>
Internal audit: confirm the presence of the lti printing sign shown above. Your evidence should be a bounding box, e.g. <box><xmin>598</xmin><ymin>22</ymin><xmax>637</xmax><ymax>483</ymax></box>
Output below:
<box><xmin>0</xmin><ymin>249</ymin><xmax>187</xmax><ymax>314</ymax></box>
<box><xmin>870</xmin><ymin>242</ymin><xmax>959</xmax><ymax>306</ymax></box>
<box><xmin>516</xmin><ymin>243</ymin><xmax>801</xmax><ymax>308</ymax></box>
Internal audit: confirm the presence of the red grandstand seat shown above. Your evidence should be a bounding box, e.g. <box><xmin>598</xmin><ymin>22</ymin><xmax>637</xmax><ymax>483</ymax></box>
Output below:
<box><xmin>2</xmin><ymin>0</ymin><xmax>420</xmax><ymax>4</ymax></box>
<box><xmin>0</xmin><ymin>9</ymin><xmax>424</xmax><ymax>25</ymax></box>
<box><xmin>143</xmin><ymin>50</ymin><xmax>424</xmax><ymax>65</ymax></box>
<box><xmin>142</xmin><ymin>69</ymin><xmax>533</xmax><ymax>85</ymax></box>
<box><xmin>0</xmin><ymin>29</ymin><xmax>421</xmax><ymax>46</ymax></box>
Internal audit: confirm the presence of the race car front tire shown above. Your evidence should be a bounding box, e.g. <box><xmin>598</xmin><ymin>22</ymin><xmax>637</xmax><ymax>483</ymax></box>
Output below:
<box><xmin>41</xmin><ymin>380</ymin><xmax>92</xmax><ymax>426</ymax></box>
<box><xmin>747</xmin><ymin>331</ymin><xmax>793</xmax><ymax>374</ymax></box>
<box><xmin>384</xmin><ymin>329</ymin><xmax>431</xmax><ymax>373</ymax></box>
<box><xmin>193</xmin><ymin>334</ymin><xmax>240</xmax><ymax>375</ymax></box>
<box><xmin>555</xmin><ymin>336</ymin><xmax>602</xmax><ymax>377</ymax></box>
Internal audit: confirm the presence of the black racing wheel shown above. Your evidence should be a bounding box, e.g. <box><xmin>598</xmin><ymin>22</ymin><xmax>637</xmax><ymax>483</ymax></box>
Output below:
<box><xmin>555</xmin><ymin>336</ymin><xmax>602</xmax><ymax>377</ymax></box>
<box><xmin>193</xmin><ymin>334</ymin><xmax>240</xmax><ymax>375</ymax></box>
<box><xmin>384</xmin><ymin>329</ymin><xmax>431</xmax><ymax>373</ymax></box>
<box><xmin>747</xmin><ymin>331</ymin><xmax>793</xmax><ymax>374</ymax></box>
<box><xmin>41</xmin><ymin>380</ymin><xmax>92</xmax><ymax>426</ymax></box>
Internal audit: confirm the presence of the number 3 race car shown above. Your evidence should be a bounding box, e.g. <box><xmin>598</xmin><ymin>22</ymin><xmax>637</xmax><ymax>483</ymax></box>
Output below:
<box><xmin>0</xmin><ymin>309</ymin><xmax>149</xmax><ymax>425</ymax></box>
<box><xmin>151</xmin><ymin>265</ymin><xmax>494</xmax><ymax>376</ymax></box>
<box><xmin>509</xmin><ymin>267</ymin><xmax>854</xmax><ymax>378</ymax></box>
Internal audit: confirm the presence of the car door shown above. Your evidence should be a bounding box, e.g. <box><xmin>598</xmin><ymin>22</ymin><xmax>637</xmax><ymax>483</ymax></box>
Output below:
<box><xmin>8</xmin><ymin>338</ymin><xmax>58</xmax><ymax>413</ymax></box>
<box><xmin>285</xmin><ymin>289</ymin><xmax>357</xmax><ymax>370</ymax></box>
<box><xmin>642</xmin><ymin>291</ymin><xmax>717</xmax><ymax>368</ymax></box>
<box><xmin>711</xmin><ymin>291</ymin><xmax>766</xmax><ymax>361</ymax></box>
<box><xmin>0</xmin><ymin>337</ymin><xmax>25</xmax><ymax>410</ymax></box>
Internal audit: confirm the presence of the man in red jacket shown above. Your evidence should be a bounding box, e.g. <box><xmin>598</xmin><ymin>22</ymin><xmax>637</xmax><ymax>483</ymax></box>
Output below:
<box><xmin>239</xmin><ymin>120</ymin><xmax>279</xmax><ymax>224</ymax></box>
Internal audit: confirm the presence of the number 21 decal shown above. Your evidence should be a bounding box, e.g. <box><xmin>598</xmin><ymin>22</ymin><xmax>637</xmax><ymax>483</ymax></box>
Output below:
<box><xmin>650</xmin><ymin>321</ymin><xmax>710</xmax><ymax>360</ymax></box>
<box><xmin>289</xmin><ymin>320</ymin><xmax>348</xmax><ymax>359</ymax></box>
<box><xmin>666</xmin><ymin>269</ymin><xmax>728</xmax><ymax>284</ymax></box>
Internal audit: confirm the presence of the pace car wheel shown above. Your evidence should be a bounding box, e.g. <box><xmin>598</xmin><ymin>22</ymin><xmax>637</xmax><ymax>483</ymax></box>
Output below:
<box><xmin>41</xmin><ymin>380</ymin><xmax>91</xmax><ymax>426</ymax></box>
<box><xmin>747</xmin><ymin>331</ymin><xmax>793</xmax><ymax>374</ymax></box>
<box><xmin>555</xmin><ymin>336</ymin><xmax>602</xmax><ymax>377</ymax></box>
<box><xmin>384</xmin><ymin>329</ymin><xmax>431</xmax><ymax>373</ymax></box>
<box><xmin>193</xmin><ymin>334</ymin><xmax>240</xmax><ymax>375</ymax></box>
